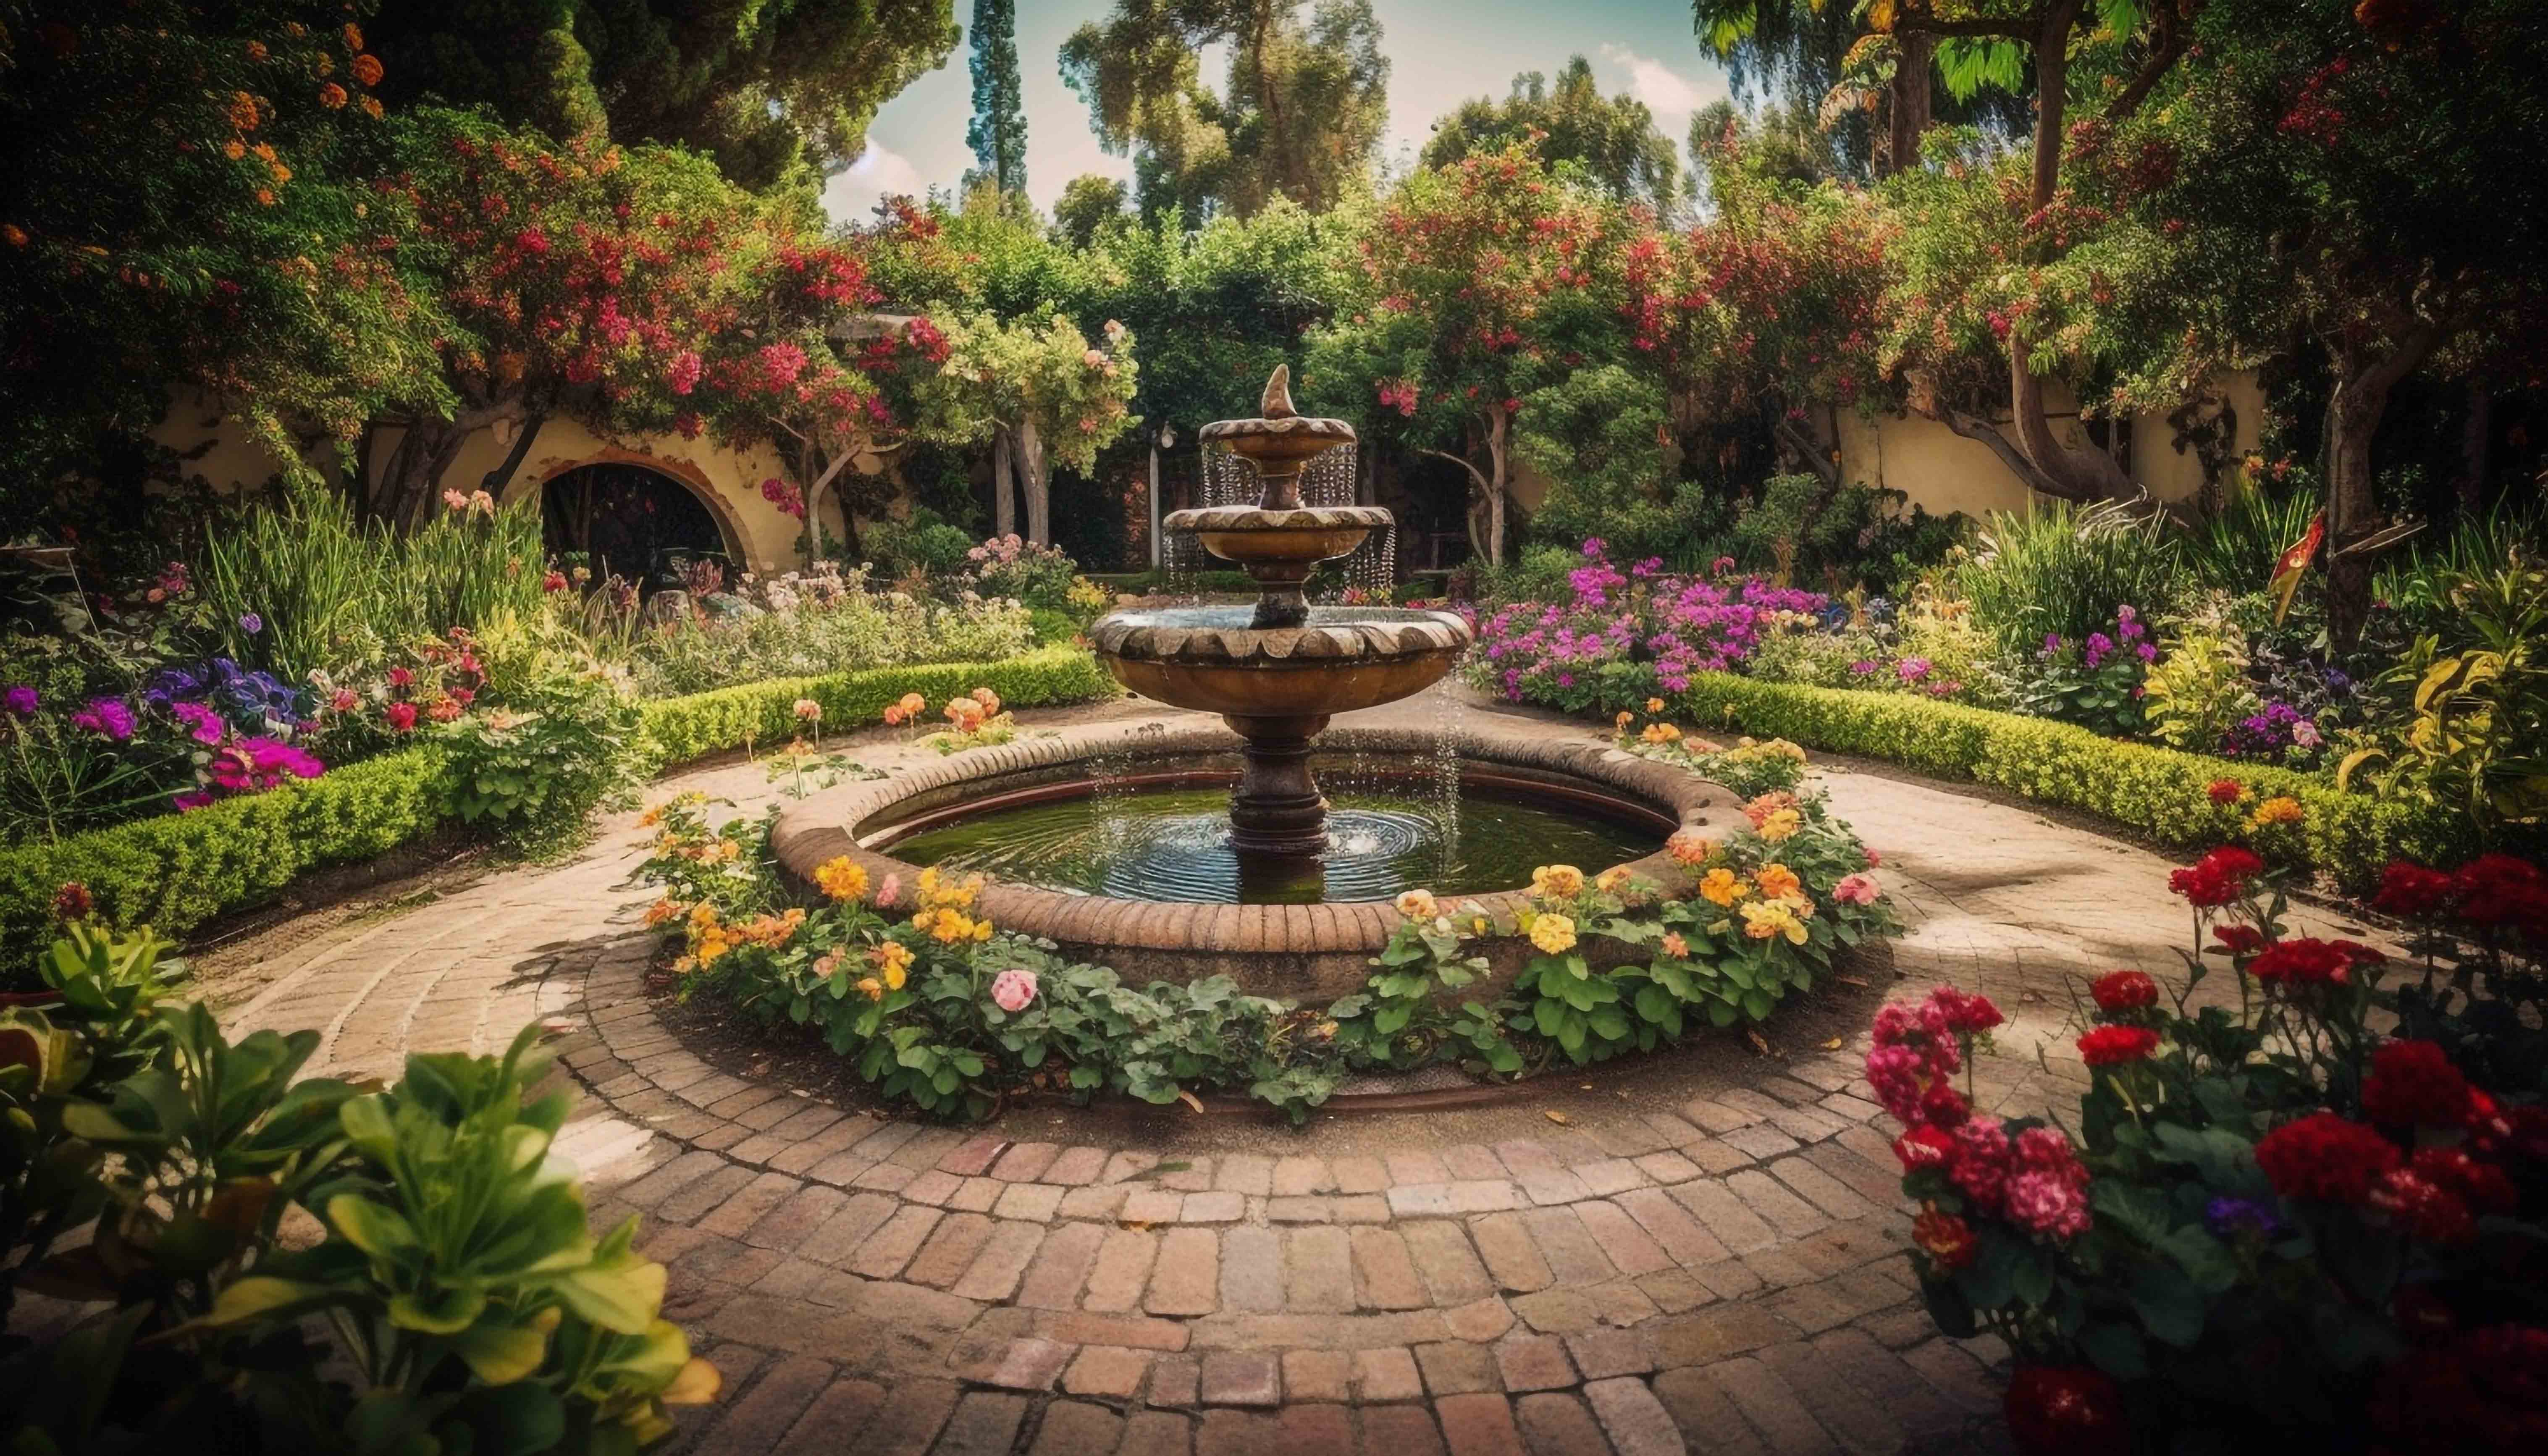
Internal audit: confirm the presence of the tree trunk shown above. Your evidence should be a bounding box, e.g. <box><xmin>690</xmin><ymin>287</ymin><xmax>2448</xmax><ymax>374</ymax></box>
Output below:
<box><xmin>1017</xmin><ymin>414</ymin><xmax>1052</xmax><ymax>546</ymax></box>
<box><xmin>992</xmin><ymin>425</ymin><xmax>1017</xmax><ymax>538</ymax></box>
<box><xmin>1884</xmin><ymin>31</ymin><xmax>1936</xmax><ymax>177</ymax></box>
<box><xmin>2325</xmin><ymin>328</ymin><xmax>2439</xmax><ymax>650</ymax></box>
<box><xmin>2458</xmin><ymin>375</ymin><xmax>2492</xmax><ymax>511</ymax></box>
<box><xmin>480</xmin><ymin>413</ymin><xmax>546</xmax><ymax>501</ymax></box>
<box><xmin>373</xmin><ymin>415</ymin><xmax>472</xmax><ymax>530</ymax></box>
<box><xmin>1485</xmin><ymin>405</ymin><xmax>1509</xmax><ymax>567</ymax></box>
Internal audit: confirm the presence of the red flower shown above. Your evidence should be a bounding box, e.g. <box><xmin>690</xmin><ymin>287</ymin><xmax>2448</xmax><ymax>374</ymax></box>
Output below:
<box><xmin>2255</xmin><ymin>1112</ymin><xmax>2400</xmax><ymax>1204</ymax></box>
<box><xmin>51</xmin><ymin>881</ymin><xmax>92</xmax><ymax>922</ymax></box>
<box><xmin>384</xmin><ymin>702</ymin><xmax>417</xmax><ymax>732</ymax></box>
<box><xmin>2362</xmin><ymin>1039</ymin><xmax>2473</xmax><ymax>1128</ymax></box>
<box><xmin>1913</xmin><ymin>1209</ymin><xmax>1976</xmax><ymax>1271</ymax></box>
<box><xmin>2412</xmin><ymin>1146</ymin><xmax>2517</xmax><ymax>1215</ymax></box>
<box><xmin>2369</xmin><ymin>1167</ymin><xmax>2475</xmax><ymax>1245</ymax></box>
<box><xmin>1931</xmin><ymin>985</ymin><xmax>2005</xmax><ymax>1034</ymax></box>
<box><xmin>543</xmin><ymin>570</ymin><xmax>568</xmax><ymax>592</ymax></box>
<box><xmin>387</xmin><ymin>666</ymin><xmax>413</xmax><ymax>689</ymax></box>
<box><xmin>2246</xmin><ymin>937</ymin><xmax>2379</xmax><ymax>987</ymax></box>
<box><xmin>2206</xmin><ymin>778</ymin><xmax>2244</xmax><ymax>806</ymax></box>
<box><xmin>2371</xmin><ymin>1324</ymin><xmax>2548</xmax><ymax>1455</ymax></box>
<box><xmin>2089</xmin><ymin>970</ymin><xmax>2157</xmax><ymax>1013</ymax></box>
<box><xmin>2170</xmin><ymin>846</ymin><xmax>2265</xmax><ymax>907</ymax></box>
<box><xmin>2374</xmin><ymin>860</ymin><xmax>2461</xmax><ymax>918</ymax></box>
<box><xmin>2212</xmin><ymin>923</ymin><xmax>2266</xmax><ymax>955</ymax></box>
<box><xmin>2454</xmin><ymin>854</ymin><xmax>2548</xmax><ymax>932</ymax></box>
<box><xmin>1918</xmin><ymin>1081</ymin><xmax>1971</xmax><ymax>1128</ymax></box>
<box><xmin>2003</xmin><ymin>1366</ymin><xmax>2127</xmax><ymax>1456</ymax></box>
<box><xmin>2078</xmin><ymin>1025</ymin><xmax>2161</xmax><ymax>1066</ymax></box>
<box><xmin>1894</xmin><ymin>1124</ymin><xmax>1955</xmax><ymax>1173</ymax></box>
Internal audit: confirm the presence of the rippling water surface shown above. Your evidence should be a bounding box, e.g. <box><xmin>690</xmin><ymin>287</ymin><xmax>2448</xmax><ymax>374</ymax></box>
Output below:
<box><xmin>880</xmin><ymin>786</ymin><xmax>1658</xmax><ymax>905</ymax></box>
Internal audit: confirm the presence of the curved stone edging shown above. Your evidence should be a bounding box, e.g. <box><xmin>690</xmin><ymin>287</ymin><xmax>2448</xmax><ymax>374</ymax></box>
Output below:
<box><xmin>768</xmin><ymin>722</ymin><xmax>1740</xmax><ymax>1001</ymax></box>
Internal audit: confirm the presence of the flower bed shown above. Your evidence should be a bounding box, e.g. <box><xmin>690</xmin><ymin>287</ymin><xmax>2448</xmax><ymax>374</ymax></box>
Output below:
<box><xmin>0</xmin><ymin>648</ymin><xmax>1115</xmax><ymax>986</ymax></box>
<box><xmin>1877</xmin><ymin>850</ymin><xmax>2548</xmax><ymax>1452</ymax></box>
<box><xmin>638</xmin><ymin>735</ymin><xmax>1897</xmax><ymax>1120</ymax></box>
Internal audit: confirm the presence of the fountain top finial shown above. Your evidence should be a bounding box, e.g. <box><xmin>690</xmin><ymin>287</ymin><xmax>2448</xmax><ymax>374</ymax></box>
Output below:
<box><xmin>1260</xmin><ymin>364</ymin><xmax>1297</xmax><ymax>420</ymax></box>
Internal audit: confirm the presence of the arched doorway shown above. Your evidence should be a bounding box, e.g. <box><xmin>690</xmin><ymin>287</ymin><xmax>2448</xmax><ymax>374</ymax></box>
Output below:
<box><xmin>542</xmin><ymin>462</ymin><xmax>735</xmax><ymax>591</ymax></box>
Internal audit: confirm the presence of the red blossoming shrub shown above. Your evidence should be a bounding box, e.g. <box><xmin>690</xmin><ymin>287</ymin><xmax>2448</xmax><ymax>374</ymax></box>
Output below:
<box><xmin>1884</xmin><ymin>847</ymin><xmax>2547</xmax><ymax>1451</ymax></box>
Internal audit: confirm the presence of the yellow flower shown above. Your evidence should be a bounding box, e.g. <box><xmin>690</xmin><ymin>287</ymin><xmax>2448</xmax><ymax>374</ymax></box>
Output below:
<box><xmin>1740</xmin><ymin>900</ymin><xmax>1808</xmax><ymax>944</ymax></box>
<box><xmin>1757</xmin><ymin>808</ymin><xmax>1802</xmax><ymax>842</ymax></box>
<box><xmin>643</xmin><ymin>897</ymin><xmax>682</xmax><ymax>926</ymax></box>
<box><xmin>1395</xmin><ymin>888</ymin><xmax>1439</xmax><ymax>920</ymax></box>
<box><xmin>1646</xmin><ymin>697</ymin><xmax>1666</xmax><ymax>714</ymax></box>
<box><xmin>1529</xmin><ymin>913</ymin><xmax>1578</xmax><ymax>956</ymax></box>
<box><xmin>814</xmin><ymin>855</ymin><xmax>869</xmax><ymax>902</ymax></box>
<box><xmin>929</xmin><ymin>911</ymin><xmax>976</xmax><ymax>944</ymax></box>
<box><xmin>856</xmin><ymin>975</ymin><xmax>883</xmax><ymax>1000</ymax></box>
<box><xmin>638</xmin><ymin>804</ymin><xmax>664</xmax><ymax>827</ymax></box>
<box><xmin>1755</xmin><ymin>863</ymin><xmax>1803</xmax><ymax>901</ymax></box>
<box><xmin>688</xmin><ymin>902</ymin><xmax>720</xmax><ymax>929</ymax></box>
<box><xmin>1531</xmin><ymin>864</ymin><xmax>1585</xmax><ymax>899</ymax></box>
<box><xmin>2249</xmin><ymin>796</ymin><xmax>2304</xmax><ymax>827</ymax></box>
<box><xmin>1595</xmin><ymin>866</ymin><xmax>1634</xmax><ymax>895</ymax></box>
<box><xmin>874</xmin><ymin>941</ymin><xmax>913</xmax><ymax>976</ymax></box>
<box><xmin>716</xmin><ymin>839</ymin><xmax>741</xmax><ymax>861</ymax></box>
<box><xmin>1614</xmin><ymin>710</ymin><xmax>1633</xmax><ymax>732</ymax></box>
<box><xmin>1640</xmin><ymin>721</ymin><xmax>1682</xmax><ymax>745</ymax></box>
<box><xmin>1698</xmin><ymin>868</ymin><xmax>1746</xmax><ymax>907</ymax></box>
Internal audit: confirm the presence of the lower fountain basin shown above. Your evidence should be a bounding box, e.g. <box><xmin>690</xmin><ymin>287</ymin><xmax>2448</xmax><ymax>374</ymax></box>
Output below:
<box><xmin>768</xmin><ymin>722</ymin><xmax>1741</xmax><ymax>1002</ymax></box>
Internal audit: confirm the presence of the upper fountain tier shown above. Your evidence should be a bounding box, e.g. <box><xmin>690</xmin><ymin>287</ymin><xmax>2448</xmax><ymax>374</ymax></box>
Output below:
<box><xmin>1165</xmin><ymin>365</ymin><xmax>1393</xmax><ymax>630</ymax></box>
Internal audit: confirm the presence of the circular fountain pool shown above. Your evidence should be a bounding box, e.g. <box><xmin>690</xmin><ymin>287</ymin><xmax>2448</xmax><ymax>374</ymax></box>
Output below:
<box><xmin>770</xmin><ymin>721</ymin><xmax>1739</xmax><ymax>1002</ymax></box>
<box><xmin>876</xmin><ymin>777</ymin><xmax>1668</xmax><ymax>905</ymax></box>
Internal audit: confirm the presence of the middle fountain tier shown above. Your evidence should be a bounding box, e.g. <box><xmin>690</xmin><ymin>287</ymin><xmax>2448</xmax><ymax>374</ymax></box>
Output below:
<box><xmin>1086</xmin><ymin>365</ymin><xmax>1474</xmax><ymax>858</ymax></box>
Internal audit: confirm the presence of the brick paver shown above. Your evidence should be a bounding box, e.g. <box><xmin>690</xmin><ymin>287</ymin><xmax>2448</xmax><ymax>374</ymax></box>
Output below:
<box><xmin>177</xmin><ymin>689</ymin><xmax>2374</xmax><ymax>1454</ymax></box>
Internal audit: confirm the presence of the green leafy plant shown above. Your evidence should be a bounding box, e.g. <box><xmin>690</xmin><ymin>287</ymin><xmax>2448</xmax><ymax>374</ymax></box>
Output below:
<box><xmin>1326</xmin><ymin>897</ymin><xmax>1521</xmax><ymax>1076</ymax></box>
<box><xmin>1961</xmin><ymin>501</ymin><xmax>2187</xmax><ymax>666</ymax></box>
<box><xmin>2142</xmin><ymin>622</ymin><xmax>2261</xmax><ymax>753</ymax></box>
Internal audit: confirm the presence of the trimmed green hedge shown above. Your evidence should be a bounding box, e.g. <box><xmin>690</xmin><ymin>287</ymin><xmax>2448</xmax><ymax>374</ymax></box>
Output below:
<box><xmin>2</xmin><ymin>648</ymin><xmax>1117</xmax><ymax>984</ymax></box>
<box><xmin>633</xmin><ymin>645</ymin><xmax>1114</xmax><ymax>768</ymax></box>
<box><xmin>0</xmin><ymin>745</ymin><xmax>455</xmax><ymax>969</ymax></box>
<box><xmin>1667</xmin><ymin>673</ymin><xmax>2472</xmax><ymax>893</ymax></box>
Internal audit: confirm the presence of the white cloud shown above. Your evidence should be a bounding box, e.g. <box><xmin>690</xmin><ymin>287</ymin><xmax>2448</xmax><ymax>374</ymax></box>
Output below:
<box><xmin>821</xmin><ymin>143</ymin><xmax>926</xmax><ymax>226</ymax></box>
<box><xmin>1597</xmin><ymin>42</ymin><xmax>1716</xmax><ymax>128</ymax></box>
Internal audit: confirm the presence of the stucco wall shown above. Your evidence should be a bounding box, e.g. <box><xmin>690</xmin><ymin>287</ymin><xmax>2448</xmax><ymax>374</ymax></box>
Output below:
<box><xmin>150</xmin><ymin>391</ymin><xmax>842</xmax><ymax>573</ymax></box>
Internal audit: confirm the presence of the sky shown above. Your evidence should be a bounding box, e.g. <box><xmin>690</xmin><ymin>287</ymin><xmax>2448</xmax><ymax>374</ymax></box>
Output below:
<box><xmin>821</xmin><ymin>0</ymin><xmax>1735</xmax><ymax>223</ymax></box>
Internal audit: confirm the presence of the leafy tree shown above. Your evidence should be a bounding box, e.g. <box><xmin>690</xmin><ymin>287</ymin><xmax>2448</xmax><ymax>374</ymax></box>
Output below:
<box><xmin>903</xmin><ymin>312</ymin><xmax>1140</xmax><ymax>544</ymax></box>
<box><xmin>964</xmin><ymin>0</ymin><xmax>1028</xmax><ymax>197</ymax></box>
<box><xmin>0</xmin><ymin>0</ymin><xmax>441</xmax><ymax>534</ymax></box>
<box><xmin>2119</xmin><ymin>0</ymin><xmax>2548</xmax><ymax>647</ymax></box>
<box><xmin>1422</xmin><ymin>57</ymin><xmax>1681</xmax><ymax>212</ymax></box>
<box><xmin>1304</xmin><ymin>143</ymin><xmax>1633</xmax><ymax>564</ymax></box>
<box><xmin>1052</xmin><ymin>174</ymin><xmax>1131</xmax><ymax>248</ymax></box>
<box><xmin>1060</xmin><ymin>0</ymin><xmax>1388</xmax><ymax>224</ymax></box>
<box><xmin>364</xmin><ymin>0</ymin><xmax>960</xmax><ymax>192</ymax></box>
<box><xmin>368</xmin><ymin>112</ymin><xmax>890</xmax><ymax>533</ymax></box>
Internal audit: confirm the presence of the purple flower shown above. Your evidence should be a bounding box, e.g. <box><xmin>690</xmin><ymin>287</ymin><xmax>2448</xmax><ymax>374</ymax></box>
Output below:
<box><xmin>3</xmin><ymin>685</ymin><xmax>35</xmax><ymax>716</ymax></box>
<box><xmin>239</xmin><ymin>612</ymin><xmax>263</xmax><ymax>635</ymax></box>
<box><xmin>2205</xmin><ymin>1195</ymin><xmax>2280</xmax><ymax>1239</ymax></box>
<box><xmin>71</xmin><ymin>698</ymin><xmax>135</xmax><ymax>742</ymax></box>
<box><xmin>1896</xmin><ymin>658</ymin><xmax>1931</xmax><ymax>682</ymax></box>
<box><xmin>2084</xmin><ymin>632</ymin><xmax>2115</xmax><ymax>669</ymax></box>
<box><xmin>2136</xmin><ymin>641</ymin><xmax>2157</xmax><ymax>662</ymax></box>
<box><xmin>2042</xmin><ymin>632</ymin><xmax>2063</xmax><ymax>656</ymax></box>
<box><xmin>1580</xmin><ymin>538</ymin><xmax>1606</xmax><ymax>559</ymax></box>
<box><xmin>1849</xmin><ymin>660</ymin><xmax>1879</xmax><ymax>676</ymax></box>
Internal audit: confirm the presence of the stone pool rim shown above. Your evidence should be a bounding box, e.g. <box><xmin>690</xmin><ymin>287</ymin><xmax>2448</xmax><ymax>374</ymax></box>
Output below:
<box><xmin>768</xmin><ymin>721</ymin><xmax>1740</xmax><ymax>1003</ymax></box>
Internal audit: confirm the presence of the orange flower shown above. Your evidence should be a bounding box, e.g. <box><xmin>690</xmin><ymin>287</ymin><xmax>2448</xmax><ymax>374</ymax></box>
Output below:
<box><xmin>344</xmin><ymin>22</ymin><xmax>365</xmax><ymax>49</ymax></box>
<box><xmin>1</xmin><ymin>224</ymin><xmax>26</xmax><ymax>248</ymax></box>
<box><xmin>352</xmin><ymin>53</ymin><xmax>384</xmax><ymax>87</ymax></box>
<box><xmin>223</xmin><ymin>138</ymin><xmax>246</xmax><ymax>160</ymax></box>
<box><xmin>229</xmin><ymin>92</ymin><xmax>260</xmax><ymax>131</ymax></box>
<box><xmin>318</xmin><ymin>82</ymin><xmax>348</xmax><ymax>109</ymax></box>
<box><xmin>245</xmin><ymin>41</ymin><xmax>268</xmax><ymax>61</ymax></box>
<box><xmin>255</xmin><ymin>187</ymin><xmax>277</xmax><ymax>207</ymax></box>
<box><xmin>360</xmin><ymin>95</ymin><xmax>383</xmax><ymax>119</ymax></box>
<box><xmin>1754</xmin><ymin>863</ymin><xmax>1802</xmax><ymax>901</ymax></box>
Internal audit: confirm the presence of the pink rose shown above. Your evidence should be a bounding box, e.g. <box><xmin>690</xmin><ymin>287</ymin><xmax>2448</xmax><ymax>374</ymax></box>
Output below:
<box><xmin>875</xmin><ymin>873</ymin><xmax>900</xmax><ymax>909</ymax></box>
<box><xmin>989</xmin><ymin>968</ymin><xmax>1039</xmax><ymax>1013</ymax></box>
<box><xmin>1863</xmin><ymin>846</ymin><xmax>1882</xmax><ymax>868</ymax></box>
<box><xmin>1833</xmin><ymin>873</ymin><xmax>1880</xmax><ymax>905</ymax></box>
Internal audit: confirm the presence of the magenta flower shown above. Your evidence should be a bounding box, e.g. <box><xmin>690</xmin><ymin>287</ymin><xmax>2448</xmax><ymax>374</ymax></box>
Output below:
<box><xmin>71</xmin><ymin>698</ymin><xmax>135</xmax><ymax>741</ymax></box>
<box><xmin>989</xmin><ymin>968</ymin><xmax>1039</xmax><ymax>1013</ymax></box>
<box><xmin>3</xmin><ymin>685</ymin><xmax>35</xmax><ymax>716</ymax></box>
<box><xmin>172</xmin><ymin>701</ymin><xmax>227</xmax><ymax>745</ymax></box>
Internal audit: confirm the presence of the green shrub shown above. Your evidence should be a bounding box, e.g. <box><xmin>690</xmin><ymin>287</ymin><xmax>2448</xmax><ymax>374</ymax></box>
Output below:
<box><xmin>0</xmin><ymin>746</ymin><xmax>453</xmax><ymax>985</ymax></box>
<box><xmin>1663</xmin><ymin>674</ymin><xmax>2472</xmax><ymax>892</ymax></box>
<box><xmin>1961</xmin><ymin>500</ymin><xmax>2189</xmax><ymax>664</ymax></box>
<box><xmin>635</xmin><ymin>645</ymin><xmax>1113</xmax><ymax>771</ymax></box>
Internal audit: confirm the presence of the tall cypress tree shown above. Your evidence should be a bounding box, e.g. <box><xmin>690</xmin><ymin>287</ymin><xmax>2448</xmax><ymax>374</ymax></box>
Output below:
<box><xmin>965</xmin><ymin>0</ymin><xmax>1028</xmax><ymax>195</ymax></box>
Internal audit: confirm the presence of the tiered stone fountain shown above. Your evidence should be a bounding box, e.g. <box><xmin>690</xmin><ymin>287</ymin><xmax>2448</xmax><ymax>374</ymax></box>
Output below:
<box><xmin>1086</xmin><ymin>367</ymin><xmax>1472</xmax><ymax>859</ymax></box>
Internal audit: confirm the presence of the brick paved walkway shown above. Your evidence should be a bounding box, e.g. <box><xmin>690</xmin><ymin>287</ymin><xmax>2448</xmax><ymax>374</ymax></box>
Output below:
<box><xmin>210</xmin><ymin>690</ymin><xmax>2388</xmax><ymax>1455</ymax></box>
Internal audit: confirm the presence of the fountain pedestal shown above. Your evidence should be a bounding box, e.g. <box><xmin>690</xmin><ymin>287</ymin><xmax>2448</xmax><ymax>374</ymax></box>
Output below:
<box><xmin>1087</xmin><ymin>366</ymin><xmax>1475</xmax><ymax>859</ymax></box>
